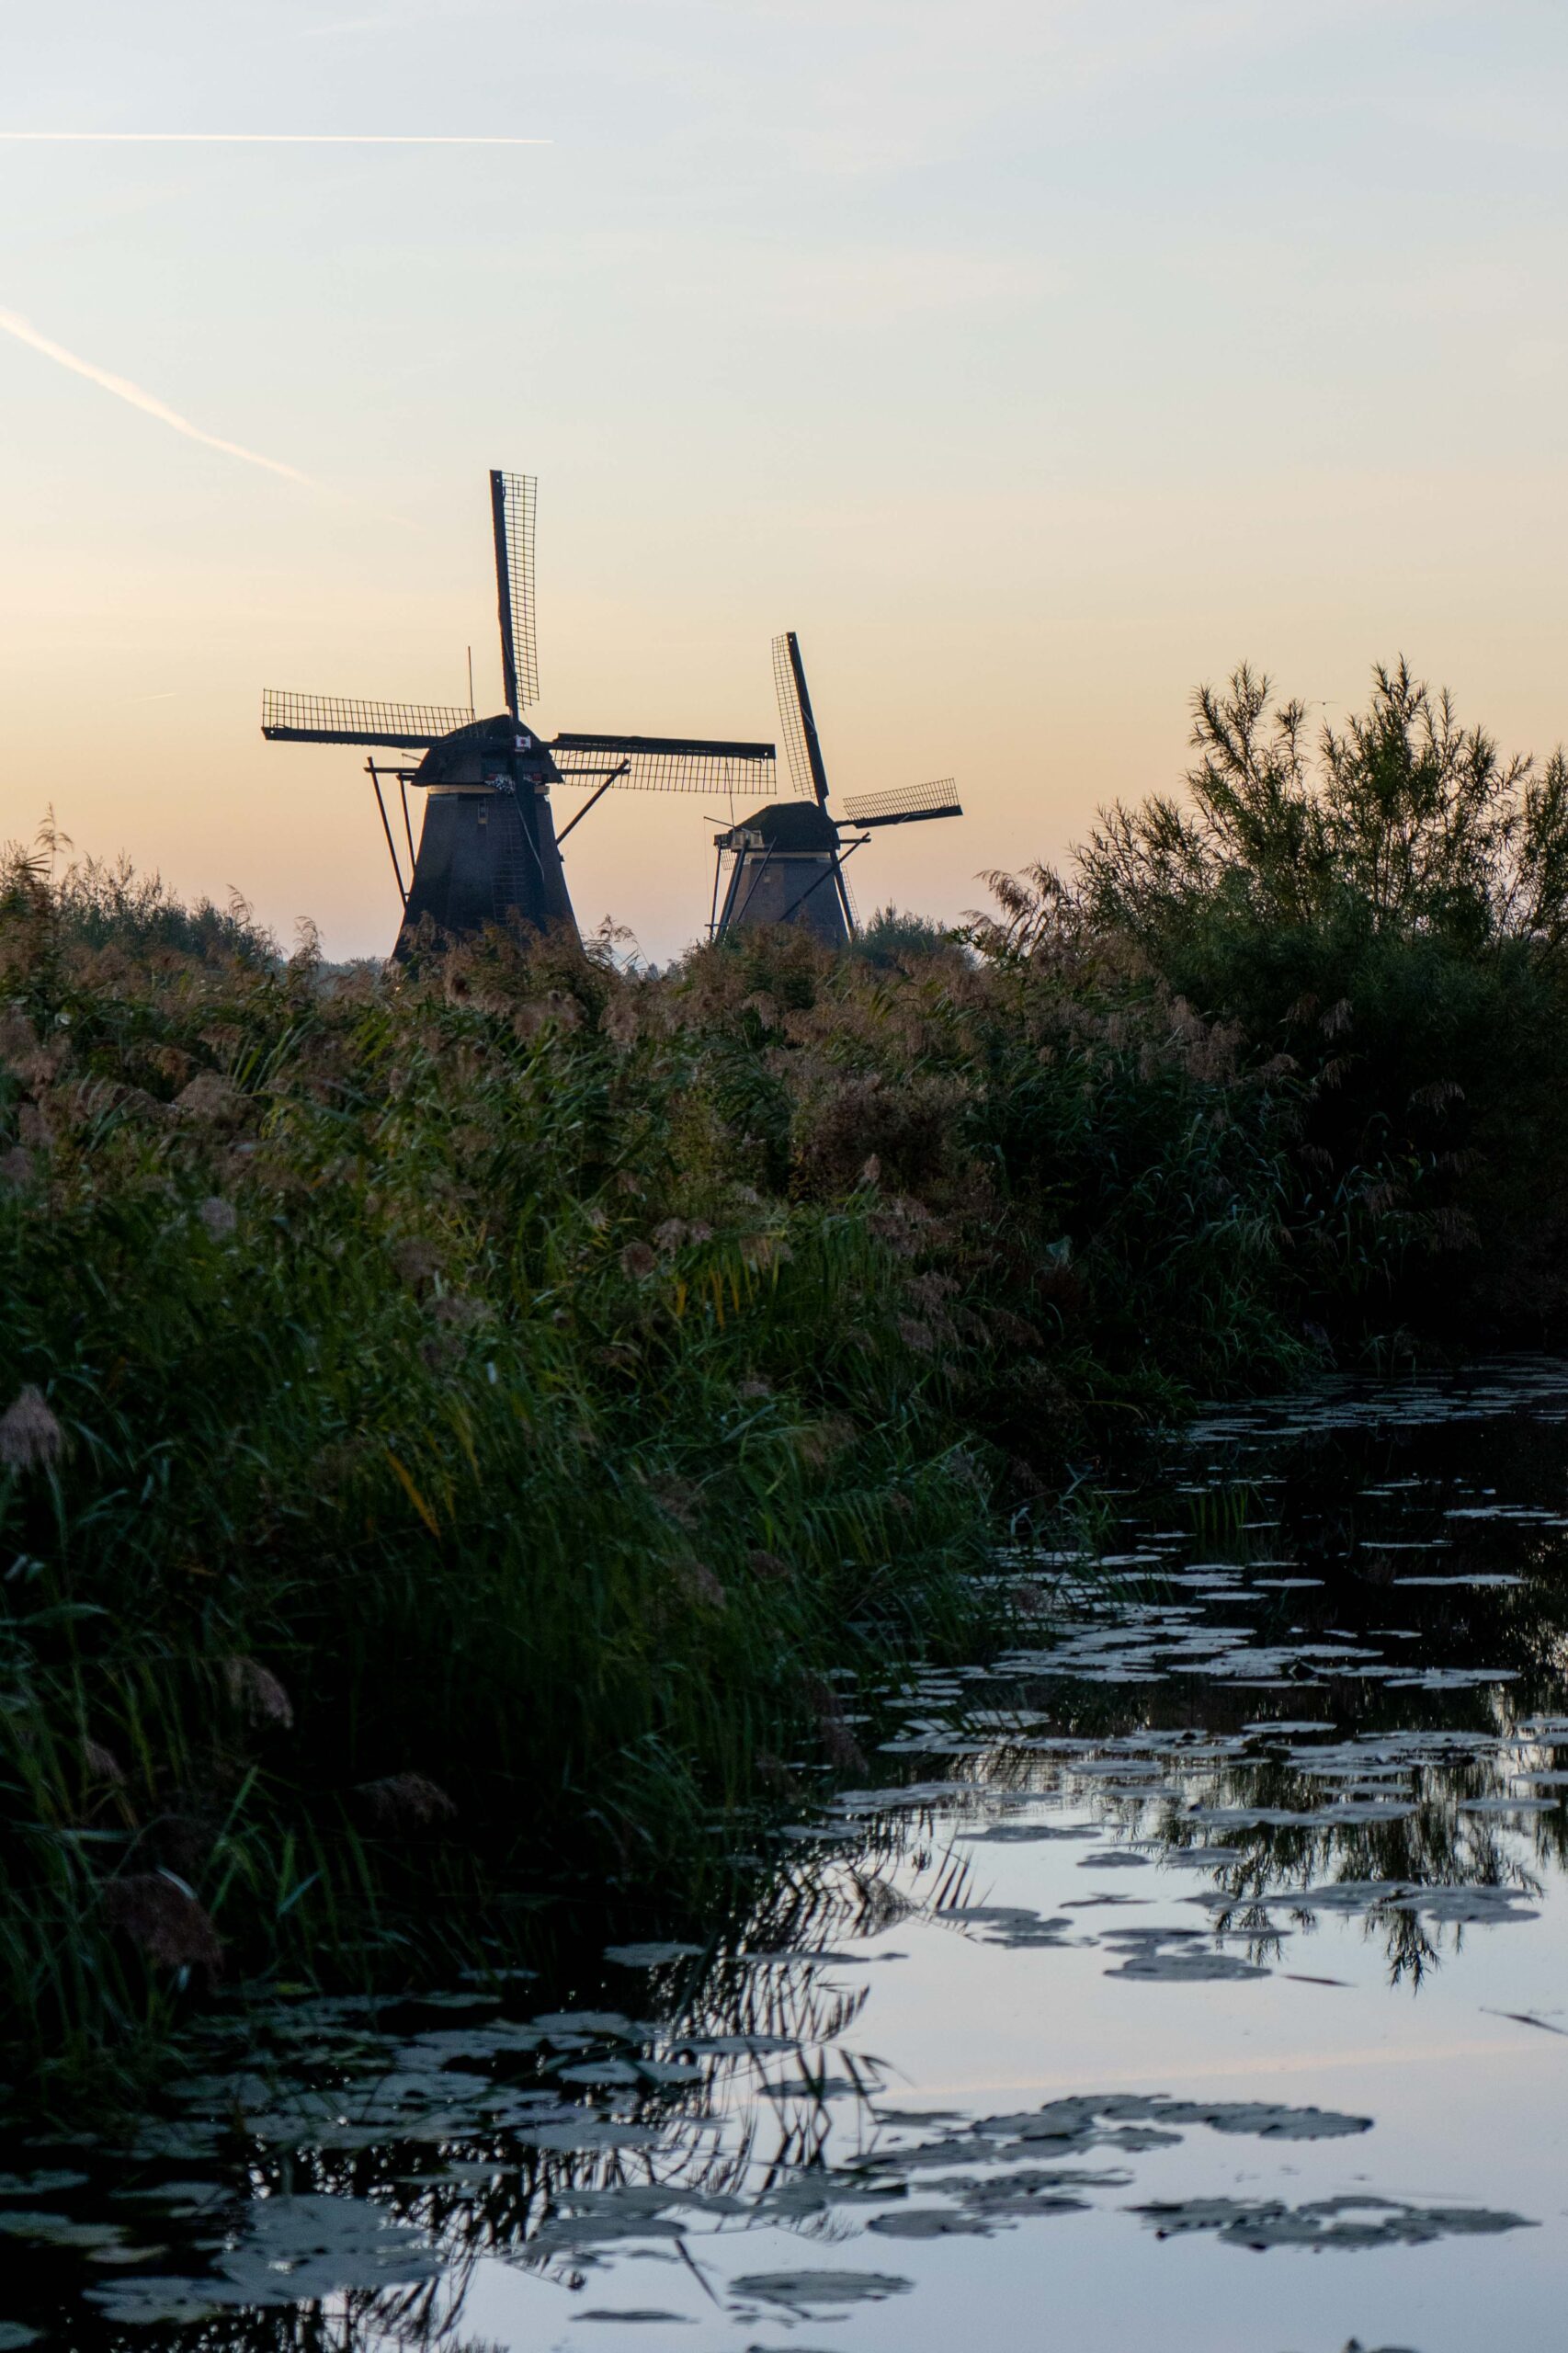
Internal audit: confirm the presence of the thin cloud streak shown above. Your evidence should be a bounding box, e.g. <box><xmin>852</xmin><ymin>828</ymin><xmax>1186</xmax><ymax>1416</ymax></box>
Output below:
<box><xmin>0</xmin><ymin>306</ymin><xmax>313</xmax><ymax>485</ymax></box>
<box><xmin>0</xmin><ymin>132</ymin><xmax>547</xmax><ymax>145</ymax></box>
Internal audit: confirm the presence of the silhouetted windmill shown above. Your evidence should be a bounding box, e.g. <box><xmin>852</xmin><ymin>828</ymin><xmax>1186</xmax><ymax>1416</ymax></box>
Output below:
<box><xmin>262</xmin><ymin>470</ymin><xmax>777</xmax><ymax>956</ymax></box>
<box><xmin>710</xmin><ymin>631</ymin><xmax>962</xmax><ymax>946</ymax></box>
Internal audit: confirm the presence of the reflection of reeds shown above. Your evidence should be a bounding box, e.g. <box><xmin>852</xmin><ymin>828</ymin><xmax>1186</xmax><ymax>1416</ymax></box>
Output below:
<box><xmin>951</xmin><ymin>1384</ymin><xmax>1568</xmax><ymax>1979</ymax></box>
<box><xmin>122</xmin><ymin>1844</ymin><xmax>915</xmax><ymax>2353</ymax></box>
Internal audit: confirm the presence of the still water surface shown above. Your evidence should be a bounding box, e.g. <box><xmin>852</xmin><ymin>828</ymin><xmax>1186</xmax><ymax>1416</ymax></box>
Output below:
<box><xmin>12</xmin><ymin>1362</ymin><xmax>1568</xmax><ymax>2351</ymax></box>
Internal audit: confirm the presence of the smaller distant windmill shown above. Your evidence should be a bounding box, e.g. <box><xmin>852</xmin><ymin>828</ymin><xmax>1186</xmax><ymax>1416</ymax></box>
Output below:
<box><xmin>711</xmin><ymin>633</ymin><xmax>962</xmax><ymax>947</ymax></box>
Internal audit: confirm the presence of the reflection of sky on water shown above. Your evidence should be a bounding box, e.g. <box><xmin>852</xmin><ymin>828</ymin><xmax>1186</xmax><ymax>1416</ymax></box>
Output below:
<box><xmin>15</xmin><ymin>1363</ymin><xmax>1568</xmax><ymax>2351</ymax></box>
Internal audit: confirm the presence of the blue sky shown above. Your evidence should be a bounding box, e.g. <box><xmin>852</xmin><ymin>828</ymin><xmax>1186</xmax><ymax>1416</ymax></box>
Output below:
<box><xmin>4</xmin><ymin>1</ymin><xmax>1568</xmax><ymax>956</ymax></box>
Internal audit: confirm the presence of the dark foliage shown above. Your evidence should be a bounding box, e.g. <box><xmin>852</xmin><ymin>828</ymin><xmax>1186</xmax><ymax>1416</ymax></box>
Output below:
<box><xmin>850</xmin><ymin>904</ymin><xmax>963</xmax><ymax>969</ymax></box>
<box><xmin>1048</xmin><ymin>660</ymin><xmax>1568</xmax><ymax>1341</ymax></box>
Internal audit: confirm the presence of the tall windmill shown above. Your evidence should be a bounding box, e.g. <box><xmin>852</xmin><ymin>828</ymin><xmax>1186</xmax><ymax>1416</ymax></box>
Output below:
<box><xmin>262</xmin><ymin>470</ymin><xmax>777</xmax><ymax>957</ymax></box>
<box><xmin>711</xmin><ymin>631</ymin><xmax>962</xmax><ymax>947</ymax></box>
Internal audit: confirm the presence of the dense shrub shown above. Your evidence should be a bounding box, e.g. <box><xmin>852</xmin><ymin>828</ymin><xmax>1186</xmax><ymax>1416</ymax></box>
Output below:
<box><xmin>1021</xmin><ymin>661</ymin><xmax>1568</xmax><ymax>1341</ymax></box>
<box><xmin>849</xmin><ymin>904</ymin><xmax>960</xmax><ymax>968</ymax></box>
<box><xmin>1</xmin><ymin>837</ymin><xmax>277</xmax><ymax>966</ymax></box>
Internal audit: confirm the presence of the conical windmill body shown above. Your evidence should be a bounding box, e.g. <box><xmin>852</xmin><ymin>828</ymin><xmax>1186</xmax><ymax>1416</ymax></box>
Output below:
<box><xmin>263</xmin><ymin>472</ymin><xmax>777</xmax><ymax>958</ymax></box>
<box><xmin>712</xmin><ymin>632</ymin><xmax>962</xmax><ymax>945</ymax></box>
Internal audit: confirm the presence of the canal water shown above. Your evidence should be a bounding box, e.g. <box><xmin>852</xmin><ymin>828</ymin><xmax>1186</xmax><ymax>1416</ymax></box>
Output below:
<box><xmin>8</xmin><ymin>1361</ymin><xmax>1568</xmax><ymax>2351</ymax></box>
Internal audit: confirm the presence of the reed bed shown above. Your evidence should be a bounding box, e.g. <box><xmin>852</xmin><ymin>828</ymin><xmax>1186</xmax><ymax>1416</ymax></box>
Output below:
<box><xmin>0</xmin><ymin>838</ymin><xmax>1312</xmax><ymax>2097</ymax></box>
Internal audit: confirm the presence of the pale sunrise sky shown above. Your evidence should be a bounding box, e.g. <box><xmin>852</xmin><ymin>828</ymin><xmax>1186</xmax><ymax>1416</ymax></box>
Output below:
<box><xmin>4</xmin><ymin>1</ymin><xmax>1568</xmax><ymax>960</ymax></box>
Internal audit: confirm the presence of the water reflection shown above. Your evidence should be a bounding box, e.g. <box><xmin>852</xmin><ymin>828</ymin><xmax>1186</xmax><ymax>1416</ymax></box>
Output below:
<box><xmin>12</xmin><ymin>1360</ymin><xmax>1568</xmax><ymax>2349</ymax></box>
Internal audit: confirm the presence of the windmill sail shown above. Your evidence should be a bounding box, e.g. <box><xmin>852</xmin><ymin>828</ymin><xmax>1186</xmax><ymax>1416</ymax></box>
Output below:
<box><xmin>771</xmin><ymin>631</ymin><xmax>830</xmax><ymax>804</ymax></box>
<box><xmin>261</xmin><ymin>689</ymin><xmax>475</xmax><ymax>748</ymax></box>
<box><xmin>550</xmin><ymin>733</ymin><xmax>776</xmax><ymax>794</ymax></box>
<box><xmin>841</xmin><ymin>779</ymin><xmax>963</xmax><ymax>828</ymax></box>
<box><xmin>490</xmin><ymin>469</ymin><xmax>539</xmax><ymax>715</ymax></box>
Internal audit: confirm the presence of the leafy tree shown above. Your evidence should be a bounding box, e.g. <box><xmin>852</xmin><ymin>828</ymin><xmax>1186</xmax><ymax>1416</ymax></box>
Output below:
<box><xmin>1078</xmin><ymin>658</ymin><xmax>1568</xmax><ymax>952</ymax></box>
<box><xmin>1070</xmin><ymin>662</ymin><xmax>1568</xmax><ymax>1340</ymax></box>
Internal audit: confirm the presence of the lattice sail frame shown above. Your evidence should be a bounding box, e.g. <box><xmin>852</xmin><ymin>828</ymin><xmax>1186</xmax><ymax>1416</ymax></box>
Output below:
<box><xmin>261</xmin><ymin>690</ymin><xmax>475</xmax><ymax>748</ymax></box>
<box><xmin>770</xmin><ymin>633</ymin><xmax>820</xmax><ymax>803</ymax></box>
<box><xmin>841</xmin><ymin>778</ymin><xmax>963</xmax><ymax>828</ymax></box>
<box><xmin>550</xmin><ymin>733</ymin><xmax>777</xmax><ymax>795</ymax></box>
<box><xmin>491</xmin><ymin>470</ymin><xmax>540</xmax><ymax>713</ymax></box>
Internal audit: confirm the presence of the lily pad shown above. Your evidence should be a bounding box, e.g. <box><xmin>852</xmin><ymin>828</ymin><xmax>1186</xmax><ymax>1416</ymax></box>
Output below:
<box><xmin>954</xmin><ymin>1823</ymin><xmax>1101</xmax><ymax>1843</ymax></box>
<box><xmin>111</xmin><ymin>2179</ymin><xmax>231</xmax><ymax>2214</ymax></box>
<box><xmin>532</xmin><ymin>2010</ymin><xmax>641</xmax><ymax>2037</ymax></box>
<box><xmin>604</xmin><ymin>1942</ymin><xmax>704</xmax><ymax>1967</ymax></box>
<box><xmin>524</xmin><ymin>2120</ymin><xmax>665</xmax><ymax>2152</ymax></box>
<box><xmin>0</xmin><ymin>2211</ymin><xmax>129</xmax><ymax>2250</ymax></box>
<box><xmin>1133</xmin><ymin>2191</ymin><xmax>1535</xmax><ymax>2251</ymax></box>
<box><xmin>866</xmin><ymin>2208</ymin><xmax>1000</xmax><ymax>2236</ymax></box>
<box><xmin>571</xmin><ymin>2312</ymin><xmax>693</xmax><ymax>2325</ymax></box>
<box><xmin>84</xmin><ymin>2277</ymin><xmax>229</xmax><ymax>2326</ymax></box>
<box><xmin>730</xmin><ymin>2269</ymin><xmax>914</xmax><ymax>2309</ymax></box>
<box><xmin>673</xmin><ymin>2033</ymin><xmax>798</xmax><ymax>2056</ymax></box>
<box><xmin>1102</xmin><ymin>2097</ymin><xmax>1369</xmax><ymax>2140</ymax></box>
<box><xmin>199</xmin><ymin>2190</ymin><xmax>441</xmax><ymax>2302</ymax></box>
<box><xmin>1389</xmin><ymin>1887</ymin><xmax>1540</xmax><ymax>1925</ymax></box>
<box><xmin>555</xmin><ymin>2059</ymin><xmax>643</xmax><ymax>2087</ymax></box>
<box><xmin>1106</xmin><ymin>1949</ymin><xmax>1271</xmax><ymax>1982</ymax></box>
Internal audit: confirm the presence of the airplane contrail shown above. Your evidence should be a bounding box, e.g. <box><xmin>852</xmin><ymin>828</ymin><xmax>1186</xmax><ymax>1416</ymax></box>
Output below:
<box><xmin>0</xmin><ymin>132</ymin><xmax>546</xmax><ymax>144</ymax></box>
<box><xmin>0</xmin><ymin>304</ymin><xmax>313</xmax><ymax>484</ymax></box>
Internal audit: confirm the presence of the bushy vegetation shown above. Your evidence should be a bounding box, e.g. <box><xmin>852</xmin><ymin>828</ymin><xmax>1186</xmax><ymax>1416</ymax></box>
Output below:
<box><xmin>0</xmin><ymin>835</ymin><xmax>1309</xmax><ymax>2096</ymax></box>
<box><xmin>849</xmin><ymin>903</ymin><xmax>960</xmax><ymax>967</ymax></box>
<box><xmin>1006</xmin><ymin>660</ymin><xmax>1568</xmax><ymax>1345</ymax></box>
<box><xmin>5</xmin><ymin>829</ymin><xmax>278</xmax><ymax>967</ymax></box>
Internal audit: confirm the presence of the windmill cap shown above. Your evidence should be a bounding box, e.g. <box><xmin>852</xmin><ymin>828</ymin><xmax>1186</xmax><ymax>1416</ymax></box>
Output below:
<box><xmin>413</xmin><ymin>713</ymin><xmax>562</xmax><ymax>790</ymax></box>
<box><xmin>718</xmin><ymin>799</ymin><xmax>839</xmax><ymax>851</ymax></box>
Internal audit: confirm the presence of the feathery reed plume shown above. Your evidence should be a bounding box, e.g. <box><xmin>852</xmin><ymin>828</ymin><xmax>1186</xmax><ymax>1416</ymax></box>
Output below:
<box><xmin>223</xmin><ymin>1656</ymin><xmax>294</xmax><ymax>1730</ymax></box>
<box><xmin>102</xmin><ymin>1874</ymin><xmax>223</xmax><ymax>1975</ymax></box>
<box><xmin>82</xmin><ymin>1740</ymin><xmax>127</xmax><ymax>1787</ymax></box>
<box><xmin>356</xmin><ymin>1774</ymin><xmax>459</xmax><ymax>1835</ymax></box>
<box><xmin>0</xmin><ymin>1385</ymin><xmax>62</xmax><ymax>1470</ymax></box>
<box><xmin>174</xmin><ymin>1071</ymin><xmax>244</xmax><ymax>1122</ymax></box>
